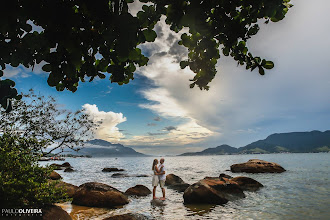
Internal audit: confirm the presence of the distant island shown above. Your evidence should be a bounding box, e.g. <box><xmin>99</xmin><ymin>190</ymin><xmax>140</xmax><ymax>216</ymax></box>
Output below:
<box><xmin>179</xmin><ymin>130</ymin><xmax>330</xmax><ymax>156</ymax></box>
<box><xmin>63</xmin><ymin>139</ymin><xmax>146</xmax><ymax>157</ymax></box>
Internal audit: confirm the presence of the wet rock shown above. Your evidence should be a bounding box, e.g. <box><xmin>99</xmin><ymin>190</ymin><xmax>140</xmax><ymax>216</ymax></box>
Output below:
<box><xmin>61</xmin><ymin>162</ymin><xmax>71</xmax><ymax>167</ymax></box>
<box><xmin>103</xmin><ymin>213</ymin><xmax>150</xmax><ymax>220</ymax></box>
<box><xmin>230</xmin><ymin>159</ymin><xmax>286</xmax><ymax>173</ymax></box>
<box><xmin>134</xmin><ymin>174</ymin><xmax>149</xmax><ymax>177</ymax></box>
<box><xmin>112</xmin><ymin>173</ymin><xmax>130</xmax><ymax>178</ymax></box>
<box><xmin>51</xmin><ymin>162</ymin><xmax>72</xmax><ymax>170</ymax></box>
<box><xmin>165</xmin><ymin>174</ymin><xmax>190</xmax><ymax>192</ymax></box>
<box><xmin>49</xmin><ymin>171</ymin><xmax>62</xmax><ymax>180</ymax></box>
<box><xmin>219</xmin><ymin>173</ymin><xmax>232</xmax><ymax>179</ymax></box>
<box><xmin>50</xmin><ymin>163</ymin><xmax>63</xmax><ymax>170</ymax></box>
<box><xmin>72</xmin><ymin>182</ymin><xmax>129</xmax><ymax>208</ymax></box>
<box><xmin>64</xmin><ymin>167</ymin><xmax>75</xmax><ymax>172</ymax></box>
<box><xmin>55</xmin><ymin>181</ymin><xmax>78</xmax><ymax>197</ymax></box>
<box><xmin>125</xmin><ymin>185</ymin><xmax>151</xmax><ymax>196</ymax></box>
<box><xmin>183</xmin><ymin>177</ymin><xmax>245</xmax><ymax>205</ymax></box>
<box><xmin>150</xmin><ymin>199</ymin><xmax>167</xmax><ymax>207</ymax></box>
<box><xmin>102</xmin><ymin>167</ymin><xmax>125</xmax><ymax>172</ymax></box>
<box><xmin>165</xmin><ymin>174</ymin><xmax>185</xmax><ymax>185</ymax></box>
<box><xmin>231</xmin><ymin>176</ymin><xmax>263</xmax><ymax>191</ymax></box>
<box><xmin>42</xmin><ymin>205</ymin><xmax>72</xmax><ymax>220</ymax></box>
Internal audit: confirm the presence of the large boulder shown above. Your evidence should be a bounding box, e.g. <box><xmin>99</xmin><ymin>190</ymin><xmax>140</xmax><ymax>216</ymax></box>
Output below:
<box><xmin>51</xmin><ymin>162</ymin><xmax>72</xmax><ymax>170</ymax></box>
<box><xmin>165</xmin><ymin>174</ymin><xmax>190</xmax><ymax>192</ymax></box>
<box><xmin>102</xmin><ymin>167</ymin><xmax>125</xmax><ymax>172</ymax></box>
<box><xmin>230</xmin><ymin>159</ymin><xmax>286</xmax><ymax>173</ymax></box>
<box><xmin>42</xmin><ymin>205</ymin><xmax>72</xmax><ymax>220</ymax></box>
<box><xmin>61</xmin><ymin>162</ymin><xmax>71</xmax><ymax>167</ymax></box>
<box><xmin>55</xmin><ymin>181</ymin><xmax>78</xmax><ymax>197</ymax></box>
<box><xmin>231</xmin><ymin>176</ymin><xmax>263</xmax><ymax>191</ymax></box>
<box><xmin>125</xmin><ymin>185</ymin><xmax>151</xmax><ymax>196</ymax></box>
<box><xmin>49</xmin><ymin>171</ymin><xmax>62</xmax><ymax>180</ymax></box>
<box><xmin>72</xmin><ymin>182</ymin><xmax>129</xmax><ymax>208</ymax></box>
<box><xmin>103</xmin><ymin>213</ymin><xmax>150</xmax><ymax>220</ymax></box>
<box><xmin>183</xmin><ymin>177</ymin><xmax>245</xmax><ymax>205</ymax></box>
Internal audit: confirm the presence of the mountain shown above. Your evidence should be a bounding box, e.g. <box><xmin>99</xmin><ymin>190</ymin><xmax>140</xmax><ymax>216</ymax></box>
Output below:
<box><xmin>67</xmin><ymin>139</ymin><xmax>146</xmax><ymax>157</ymax></box>
<box><xmin>179</xmin><ymin>144</ymin><xmax>238</xmax><ymax>156</ymax></box>
<box><xmin>238</xmin><ymin>130</ymin><xmax>330</xmax><ymax>154</ymax></box>
<box><xmin>179</xmin><ymin>130</ymin><xmax>330</xmax><ymax>156</ymax></box>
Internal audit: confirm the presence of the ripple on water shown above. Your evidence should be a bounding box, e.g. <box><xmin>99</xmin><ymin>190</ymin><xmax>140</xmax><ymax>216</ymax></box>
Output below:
<box><xmin>40</xmin><ymin>153</ymin><xmax>330</xmax><ymax>220</ymax></box>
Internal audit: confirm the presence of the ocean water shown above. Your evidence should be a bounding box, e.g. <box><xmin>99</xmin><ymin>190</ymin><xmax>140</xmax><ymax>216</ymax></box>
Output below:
<box><xmin>41</xmin><ymin>153</ymin><xmax>330</xmax><ymax>220</ymax></box>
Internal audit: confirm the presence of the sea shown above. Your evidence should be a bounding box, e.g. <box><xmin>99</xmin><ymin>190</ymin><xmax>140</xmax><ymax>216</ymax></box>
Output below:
<box><xmin>40</xmin><ymin>153</ymin><xmax>330</xmax><ymax>220</ymax></box>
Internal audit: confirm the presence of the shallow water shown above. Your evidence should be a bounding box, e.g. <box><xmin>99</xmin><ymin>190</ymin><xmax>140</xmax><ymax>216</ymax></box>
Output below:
<box><xmin>41</xmin><ymin>153</ymin><xmax>330</xmax><ymax>220</ymax></box>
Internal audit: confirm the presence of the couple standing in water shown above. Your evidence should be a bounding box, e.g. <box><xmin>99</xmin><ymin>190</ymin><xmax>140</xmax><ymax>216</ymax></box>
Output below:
<box><xmin>152</xmin><ymin>158</ymin><xmax>166</xmax><ymax>200</ymax></box>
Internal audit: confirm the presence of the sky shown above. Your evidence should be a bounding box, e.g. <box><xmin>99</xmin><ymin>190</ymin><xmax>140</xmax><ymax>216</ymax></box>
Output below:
<box><xmin>3</xmin><ymin>0</ymin><xmax>330</xmax><ymax>155</ymax></box>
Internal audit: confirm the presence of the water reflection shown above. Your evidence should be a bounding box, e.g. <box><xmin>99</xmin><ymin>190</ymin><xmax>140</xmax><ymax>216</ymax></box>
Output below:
<box><xmin>185</xmin><ymin>204</ymin><xmax>215</xmax><ymax>216</ymax></box>
<box><xmin>46</xmin><ymin>153</ymin><xmax>330</xmax><ymax>220</ymax></box>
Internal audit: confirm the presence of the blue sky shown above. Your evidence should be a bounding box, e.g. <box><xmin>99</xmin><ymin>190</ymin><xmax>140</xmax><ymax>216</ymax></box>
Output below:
<box><xmin>3</xmin><ymin>0</ymin><xmax>330</xmax><ymax>155</ymax></box>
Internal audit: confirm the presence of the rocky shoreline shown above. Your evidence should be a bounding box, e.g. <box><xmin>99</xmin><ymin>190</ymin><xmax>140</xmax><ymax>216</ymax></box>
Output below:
<box><xmin>46</xmin><ymin>159</ymin><xmax>286</xmax><ymax>220</ymax></box>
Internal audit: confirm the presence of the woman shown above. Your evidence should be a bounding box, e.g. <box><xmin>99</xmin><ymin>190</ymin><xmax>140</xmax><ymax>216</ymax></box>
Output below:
<box><xmin>152</xmin><ymin>159</ymin><xmax>160</xmax><ymax>199</ymax></box>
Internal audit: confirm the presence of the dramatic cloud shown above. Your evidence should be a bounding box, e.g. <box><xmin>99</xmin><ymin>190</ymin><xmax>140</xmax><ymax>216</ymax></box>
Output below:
<box><xmin>82</xmin><ymin>104</ymin><xmax>127</xmax><ymax>143</ymax></box>
<box><xmin>122</xmin><ymin>119</ymin><xmax>214</xmax><ymax>147</ymax></box>
<box><xmin>133</xmin><ymin>0</ymin><xmax>330</xmax><ymax>152</ymax></box>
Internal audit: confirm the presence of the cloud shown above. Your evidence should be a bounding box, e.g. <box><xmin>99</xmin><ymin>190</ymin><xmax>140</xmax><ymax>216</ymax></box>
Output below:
<box><xmin>153</xmin><ymin>116</ymin><xmax>161</xmax><ymax>121</ymax></box>
<box><xmin>122</xmin><ymin>119</ymin><xmax>215</xmax><ymax>147</ymax></box>
<box><xmin>3</xmin><ymin>61</ymin><xmax>49</xmax><ymax>79</ymax></box>
<box><xmin>163</xmin><ymin>126</ymin><xmax>177</xmax><ymax>131</ymax></box>
<box><xmin>148</xmin><ymin>132</ymin><xmax>167</xmax><ymax>136</ymax></box>
<box><xmin>82</xmin><ymin>104</ymin><xmax>127</xmax><ymax>143</ymax></box>
<box><xmin>147</xmin><ymin>123</ymin><xmax>157</xmax><ymax>126</ymax></box>
<box><xmin>133</xmin><ymin>0</ymin><xmax>330</xmax><ymax>152</ymax></box>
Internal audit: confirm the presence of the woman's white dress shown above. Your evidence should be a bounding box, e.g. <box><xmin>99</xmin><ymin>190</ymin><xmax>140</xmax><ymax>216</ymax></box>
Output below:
<box><xmin>152</xmin><ymin>165</ymin><xmax>159</xmax><ymax>187</ymax></box>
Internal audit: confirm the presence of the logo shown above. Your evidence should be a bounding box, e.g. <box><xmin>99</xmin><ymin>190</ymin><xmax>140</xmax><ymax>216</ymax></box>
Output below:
<box><xmin>2</xmin><ymin>209</ymin><xmax>42</xmax><ymax>217</ymax></box>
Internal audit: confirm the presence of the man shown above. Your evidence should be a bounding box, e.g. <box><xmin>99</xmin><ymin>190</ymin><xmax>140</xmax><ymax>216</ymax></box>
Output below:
<box><xmin>158</xmin><ymin>158</ymin><xmax>166</xmax><ymax>200</ymax></box>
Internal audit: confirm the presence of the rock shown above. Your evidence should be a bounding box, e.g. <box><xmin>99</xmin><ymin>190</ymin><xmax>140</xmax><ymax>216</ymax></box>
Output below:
<box><xmin>72</xmin><ymin>182</ymin><xmax>129</xmax><ymax>208</ymax></box>
<box><xmin>103</xmin><ymin>213</ymin><xmax>150</xmax><ymax>220</ymax></box>
<box><xmin>150</xmin><ymin>199</ymin><xmax>167</xmax><ymax>207</ymax></box>
<box><xmin>51</xmin><ymin>162</ymin><xmax>72</xmax><ymax>170</ymax></box>
<box><xmin>61</xmin><ymin>162</ymin><xmax>71</xmax><ymax>167</ymax></box>
<box><xmin>50</xmin><ymin>163</ymin><xmax>63</xmax><ymax>170</ymax></box>
<box><xmin>219</xmin><ymin>173</ymin><xmax>232</xmax><ymax>179</ymax></box>
<box><xmin>169</xmin><ymin>183</ymin><xmax>190</xmax><ymax>192</ymax></box>
<box><xmin>230</xmin><ymin>159</ymin><xmax>286</xmax><ymax>173</ymax></box>
<box><xmin>55</xmin><ymin>181</ymin><xmax>78</xmax><ymax>197</ymax></box>
<box><xmin>165</xmin><ymin>174</ymin><xmax>190</xmax><ymax>192</ymax></box>
<box><xmin>42</xmin><ymin>205</ymin><xmax>72</xmax><ymax>220</ymax></box>
<box><xmin>134</xmin><ymin>174</ymin><xmax>149</xmax><ymax>177</ymax></box>
<box><xmin>49</xmin><ymin>171</ymin><xmax>62</xmax><ymax>180</ymax></box>
<box><xmin>112</xmin><ymin>173</ymin><xmax>130</xmax><ymax>178</ymax></box>
<box><xmin>102</xmin><ymin>167</ymin><xmax>125</xmax><ymax>172</ymax></box>
<box><xmin>165</xmin><ymin>174</ymin><xmax>185</xmax><ymax>185</ymax></box>
<box><xmin>125</xmin><ymin>185</ymin><xmax>151</xmax><ymax>196</ymax></box>
<box><xmin>183</xmin><ymin>177</ymin><xmax>245</xmax><ymax>205</ymax></box>
<box><xmin>231</xmin><ymin>176</ymin><xmax>263</xmax><ymax>191</ymax></box>
<box><xmin>64</xmin><ymin>167</ymin><xmax>75</xmax><ymax>172</ymax></box>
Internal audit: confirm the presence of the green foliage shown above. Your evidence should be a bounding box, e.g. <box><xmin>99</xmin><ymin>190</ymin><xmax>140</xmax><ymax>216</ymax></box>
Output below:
<box><xmin>0</xmin><ymin>89</ymin><xmax>97</xmax><ymax>156</ymax></box>
<box><xmin>0</xmin><ymin>0</ymin><xmax>292</xmax><ymax>109</ymax></box>
<box><xmin>0</xmin><ymin>133</ymin><xmax>66</xmax><ymax>208</ymax></box>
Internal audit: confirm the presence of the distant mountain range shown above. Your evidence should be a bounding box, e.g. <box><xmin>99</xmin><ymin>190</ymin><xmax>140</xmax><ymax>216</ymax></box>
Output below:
<box><xmin>67</xmin><ymin>139</ymin><xmax>146</xmax><ymax>157</ymax></box>
<box><xmin>179</xmin><ymin>130</ymin><xmax>330</xmax><ymax>156</ymax></box>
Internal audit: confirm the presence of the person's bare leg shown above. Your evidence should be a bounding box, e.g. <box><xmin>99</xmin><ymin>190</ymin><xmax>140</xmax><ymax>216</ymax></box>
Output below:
<box><xmin>160</xmin><ymin>188</ymin><xmax>165</xmax><ymax>200</ymax></box>
<box><xmin>153</xmin><ymin>186</ymin><xmax>157</xmax><ymax>199</ymax></box>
